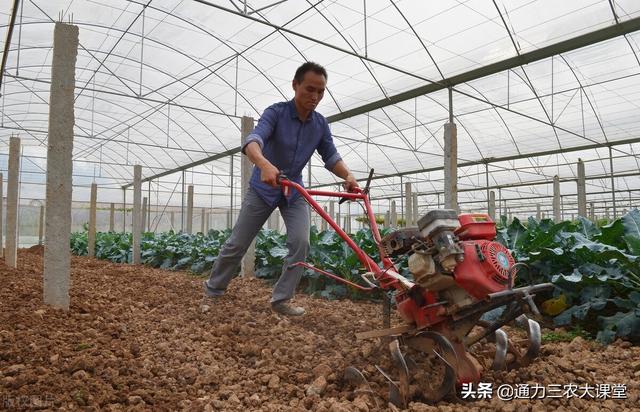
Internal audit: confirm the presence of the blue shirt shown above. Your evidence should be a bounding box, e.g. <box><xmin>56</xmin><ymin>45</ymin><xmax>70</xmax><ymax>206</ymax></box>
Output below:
<box><xmin>241</xmin><ymin>100</ymin><xmax>342</xmax><ymax>208</ymax></box>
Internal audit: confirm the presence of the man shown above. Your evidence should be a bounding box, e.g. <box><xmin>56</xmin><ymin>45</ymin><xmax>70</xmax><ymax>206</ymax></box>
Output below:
<box><xmin>203</xmin><ymin>62</ymin><xmax>358</xmax><ymax>316</ymax></box>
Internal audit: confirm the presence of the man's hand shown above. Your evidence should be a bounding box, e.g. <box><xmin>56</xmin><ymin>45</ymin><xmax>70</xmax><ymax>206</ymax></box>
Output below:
<box><xmin>260</xmin><ymin>162</ymin><xmax>281</xmax><ymax>187</ymax></box>
<box><xmin>244</xmin><ymin>141</ymin><xmax>280</xmax><ymax>187</ymax></box>
<box><xmin>343</xmin><ymin>173</ymin><xmax>359</xmax><ymax>192</ymax></box>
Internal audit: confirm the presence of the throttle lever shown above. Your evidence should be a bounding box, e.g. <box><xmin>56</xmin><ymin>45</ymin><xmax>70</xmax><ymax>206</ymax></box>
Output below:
<box><xmin>278</xmin><ymin>171</ymin><xmax>290</xmax><ymax>197</ymax></box>
<box><xmin>363</xmin><ymin>168</ymin><xmax>374</xmax><ymax>195</ymax></box>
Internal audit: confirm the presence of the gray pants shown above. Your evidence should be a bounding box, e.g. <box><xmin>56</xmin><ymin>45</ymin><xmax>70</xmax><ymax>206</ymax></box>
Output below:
<box><xmin>204</xmin><ymin>187</ymin><xmax>310</xmax><ymax>304</ymax></box>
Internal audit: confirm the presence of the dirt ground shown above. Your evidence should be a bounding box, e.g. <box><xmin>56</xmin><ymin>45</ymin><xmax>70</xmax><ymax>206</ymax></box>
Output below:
<box><xmin>1</xmin><ymin>248</ymin><xmax>639</xmax><ymax>411</ymax></box>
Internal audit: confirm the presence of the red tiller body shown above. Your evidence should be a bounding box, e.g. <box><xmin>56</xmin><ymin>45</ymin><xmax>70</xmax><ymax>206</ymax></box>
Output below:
<box><xmin>453</xmin><ymin>213</ymin><xmax>515</xmax><ymax>300</ymax></box>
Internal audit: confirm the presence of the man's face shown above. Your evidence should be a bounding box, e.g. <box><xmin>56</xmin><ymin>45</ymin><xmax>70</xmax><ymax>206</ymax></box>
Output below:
<box><xmin>292</xmin><ymin>71</ymin><xmax>326</xmax><ymax>112</ymax></box>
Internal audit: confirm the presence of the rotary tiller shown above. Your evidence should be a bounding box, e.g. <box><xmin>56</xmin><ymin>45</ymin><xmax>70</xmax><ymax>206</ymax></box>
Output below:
<box><xmin>278</xmin><ymin>170</ymin><xmax>553</xmax><ymax>407</ymax></box>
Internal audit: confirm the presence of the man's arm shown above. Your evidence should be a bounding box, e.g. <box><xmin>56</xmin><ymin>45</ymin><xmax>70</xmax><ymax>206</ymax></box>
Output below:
<box><xmin>244</xmin><ymin>141</ymin><xmax>280</xmax><ymax>187</ymax></box>
<box><xmin>332</xmin><ymin>159</ymin><xmax>359</xmax><ymax>191</ymax></box>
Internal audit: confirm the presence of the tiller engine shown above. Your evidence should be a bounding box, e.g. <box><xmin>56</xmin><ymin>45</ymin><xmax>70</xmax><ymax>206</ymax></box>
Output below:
<box><xmin>278</xmin><ymin>170</ymin><xmax>553</xmax><ymax>407</ymax></box>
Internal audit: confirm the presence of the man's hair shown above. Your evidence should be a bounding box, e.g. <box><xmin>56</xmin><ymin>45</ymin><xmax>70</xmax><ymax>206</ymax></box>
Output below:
<box><xmin>293</xmin><ymin>62</ymin><xmax>327</xmax><ymax>84</ymax></box>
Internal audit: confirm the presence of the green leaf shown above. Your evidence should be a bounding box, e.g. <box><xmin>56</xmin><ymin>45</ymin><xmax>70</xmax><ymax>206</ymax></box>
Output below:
<box><xmin>554</xmin><ymin>304</ymin><xmax>582</xmax><ymax>326</ymax></box>
<box><xmin>552</xmin><ymin>271</ymin><xmax>583</xmax><ymax>283</ymax></box>
<box><xmin>506</xmin><ymin>218</ymin><xmax>527</xmax><ymax>251</ymax></box>
<box><xmin>622</xmin><ymin>209</ymin><xmax>640</xmax><ymax>255</ymax></box>
<box><xmin>596</xmin><ymin>329</ymin><xmax>617</xmax><ymax>344</ymax></box>
<box><xmin>190</xmin><ymin>261</ymin><xmax>208</xmax><ymax>274</ymax></box>
<box><xmin>596</xmin><ymin>219</ymin><xmax>626</xmax><ymax>249</ymax></box>
<box><xmin>579</xmin><ymin>285</ymin><xmax>611</xmax><ymax>303</ymax></box>
<box><xmin>527</xmin><ymin>221</ymin><xmax>572</xmax><ymax>251</ymax></box>
<box><xmin>598</xmin><ymin>310</ymin><xmax>640</xmax><ymax>341</ymax></box>
<box><xmin>174</xmin><ymin>256</ymin><xmax>193</xmax><ymax>269</ymax></box>
<box><xmin>576</xmin><ymin>216</ymin><xmax>600</xmax><ymax>239</ymax></box>
<box><xmin>269</xmin><ymin>246</ymin><xmax>289</xmax><ymax>258</ymax></box>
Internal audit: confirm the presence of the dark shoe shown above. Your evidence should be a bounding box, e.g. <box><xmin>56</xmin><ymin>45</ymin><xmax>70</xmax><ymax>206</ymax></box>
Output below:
<box><xmin>271</xmin><ymin>302</ymin><xmax>305</xmax><ymax>316</ymax></box>
<box><xmin>203</xmin><ymin>281</ymin><xmax>224</xmax><ymax>299</ymax></box>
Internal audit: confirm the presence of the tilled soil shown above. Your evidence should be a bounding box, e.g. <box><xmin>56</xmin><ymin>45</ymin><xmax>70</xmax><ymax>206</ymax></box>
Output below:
<box><xmin>1</xmin><ymin>248</ymin><xmax>639</xmax><ymax>411</ymax></box>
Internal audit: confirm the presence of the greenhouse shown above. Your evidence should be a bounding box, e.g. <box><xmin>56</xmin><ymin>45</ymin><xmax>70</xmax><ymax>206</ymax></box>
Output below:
<box><xmin>1</xmin><ymin>0</ymin><xmax>639</xmax><ymax>410</ymax></box>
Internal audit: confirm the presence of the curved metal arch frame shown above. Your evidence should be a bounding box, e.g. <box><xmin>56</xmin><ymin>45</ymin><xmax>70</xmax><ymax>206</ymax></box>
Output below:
<box><xmin>3</xmin><ymin>70</ymin><xmax>202</xmax><ymax>172</ymax></box>
<box><xmin>0</xmin><ymin>20</ymin><xmax>246</xmax><ymax>164</ymax></box>
<box><xmin>5</xmin><ymin>15</ymin><xmax>258</xmax><ymax>155</ymax></box>
<box><xmin>3</xmin><ymin>0</ymin><xmax>640</xmax><ymax>211</ymax></box>
<box><xmin>3</xmin><ymin>55</ymin><xmax>230</xmax><ymax>159</ymax></box>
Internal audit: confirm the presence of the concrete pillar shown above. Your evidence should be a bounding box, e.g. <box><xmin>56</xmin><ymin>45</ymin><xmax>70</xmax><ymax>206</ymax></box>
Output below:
<box><xmin>346</xmin><ymin>207</ymin><xmax>351</xmax><ymax>234</ymax></box>
<box><xmin>536</xmin><ymin>204</ymin><xmax>541</xmax><ymax>220</ymax></box>
<box><xmin>553</xmin><ymin>175</ymin><xmax>561</xmax><ymax>222</ymax></box>
<box><xmin>488</xmin><ymin>190</ymin><xmax>496</xmax><ymax>221</ymax></box>
<box><xmin>609</xmin><ymin>146</ymin><xmax>617</xmax><ymax>219</ymax></box>
<box><xmin>267</xmin><ymin>211</ymin><xmax>276</xmax><ymax>230</ymax></box>
<box><xmin>384</xmin><ymin>210</ymin><xmax>390</xmax><ymax>228</ymax></box>
<box><xmin>391</xmin><ymin>200</ymin><xmax>397</xmax><ymax>228</ymax></box>
<box><xmin>577</xmin><ymin>158</ymin><xmax>587</xmax><ymax>217</ymax></box>
<box><xmin>5</xmin><ymin>136</ymin><xmax>21</xmax><ymax>268</ymax></box>
<box><xmin>205</xmin><ymin>210</ymin><xmax>210</xmax><ymax>233</ymax></box>
<box><xmin>170</xmin><ymin>211</ymin><xmax>175</xmax><ymax>230</ymax></box>
<box><xmin>336</xmin><ymin>212</ymin><xmax>341</xmax><ymax>230</ymax></box>
<box><xmin>132</xmin><ymin>165</ymin><xmax>142</xmax><ymax>264</ymax></box>
<box><xmin>200</xmin><ymin>208</ymin><xmax>206</xmax><ymax>233</ymax></box>
<box><xmin>0</xmin><ymin>173</ymin><xmax>3</xmax><ymax>257</ymax></box>
<box><xmin>122</xmin><ymin>190</ymin><xmax>126</xmax><ymax>233</ymax></box>
<box><xmin>226</xmin><ymin>210</ymin><xmax>232</xmax><ymax>229</ymax></box>
<box><xmin>147</xmin><ymin>200</ymin><xmax>151</xmax><ymax>233</ymax></box>
<box><xmin>444</xmin><ymin>122</ymin><xmax>458</xmax><ymax>212</ymax></box>
<box><xmin>412</xmin><ymin>192</ymin><xmax>419</xmax><ymax>225</ymax></box>
<box><xmin>329</xmin><ymin>201</ymin><xmax>335</xmax><ymax>223</ymax></box>
<box><xmin>43</xmin><ymin>22</ymin><xmax>78</xmax><ymax>311</ymax></box>
<box><xmin>321</xmin><ymin>207</ymin><xmax>328</xmax><ymax>231</ymax></box>
<box><xmin>186</xmin><ymin>185</ymin><xmax>194</xmax><ymax>234</ymax></box>
<box><xmin>109</xmin><ymin>203</ymin><xmax>115</xmax><ymax>231</ymax></box>
<box><xmin>589</xmin><ymin>202</ymin><xmax>595</xmax><ymax>221</ymax></box>
<box><xmin>88</xmin><ymin>183</ymin><xmax>97</xmax><ymax>257</ymax></box>
<box><xmin>404</xmin><ymin>182</ymin><xmax>412</xmax><ymax>227</ymax></box>
<box><xmin>141</xmin><ymin>196</ymin><xmax>147</xmax><ymax>233</ymax></box>
<box><xmin>240</xmin><ymin>116</ymin><xmax>255</xmax><ymax>277</ymax></box>
<box><xmin>38</xmin><ymin>206</ymin><xmax>45</xmax><ymax>245</ymax></box>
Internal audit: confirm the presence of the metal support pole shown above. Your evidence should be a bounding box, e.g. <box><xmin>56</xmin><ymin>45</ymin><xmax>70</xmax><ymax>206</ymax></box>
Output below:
<box><xmin>485</xmin><ymin>163</ymin><xmax>490</xmax><ymax>213</ymax></box>
<box><xmin>147</xmin><ymin>180</ymin><xmax>151</xmax><ymax>231</ymax></box>
<box><xmin>0</xmin><ymin>173</ymin><xmax>3</xmax><ymax>257</ymax></box>
<box><xmin>609</xmin><ymin>146</ymin><xmax>617</xmax><ymax>218</ymax></box>
<box><xmin>181</xmin><ymin>170</ymin><xmax>186</xmax><ymax>231</ymax></box>
<box><xmin>229</xmin><ymin>155</ymin><xmax>234</xmax><ymax>228</ymax></box>
<box><xmin>405</xmin><ymin>182</ymin><xmax>412</xmax><ymax>227</ymax></box>
<box><xmin>133</xmin><ymin>165</ymin><xmax>142</xmax><ymax>264</ymax></box>
<box><xmin>88</xmin><ymin>183</ymin><xmax>97</xmax><ymax>257</ymax></box>
<box><xmin>122</xmin><ymin>188</ymin><xmax>126</xmax><ymax>232</ymax></box>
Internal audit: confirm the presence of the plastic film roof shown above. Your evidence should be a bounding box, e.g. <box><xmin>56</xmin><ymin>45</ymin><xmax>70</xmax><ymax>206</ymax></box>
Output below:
<box><xmin>1</xmin><ymin>0</ymin><xmax>640</xmax><ymax>215</ymax></box>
